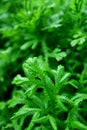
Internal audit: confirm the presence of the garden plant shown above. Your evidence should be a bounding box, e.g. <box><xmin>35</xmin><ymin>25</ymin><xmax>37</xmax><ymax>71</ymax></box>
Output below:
<box><xmin>0</xmin><ymin>0</ymin><xmax>87</xmax><ymax>130</ymax></box>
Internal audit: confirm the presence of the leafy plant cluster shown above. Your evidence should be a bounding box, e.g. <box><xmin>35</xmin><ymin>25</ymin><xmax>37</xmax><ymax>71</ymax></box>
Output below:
<box><xmin>0</xmin><ymin>0</ymin><xmax>87</xmax><ymax>129</ymax></box>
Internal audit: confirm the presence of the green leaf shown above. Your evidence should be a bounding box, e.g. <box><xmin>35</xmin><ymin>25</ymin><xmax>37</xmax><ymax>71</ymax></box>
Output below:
<box><xmin>7</xmin><ymin>91</ymin><xmax>25</xmax><ymax>108</ymax></box>
<box><xmin>49</xmin><ymin>115</ymin><xmax>57</xmax><ymax>130</ymax></box>
<box><xmin>11</xmin><ymin>105</ymin><xmax>40</xmax><ymax>119</ymax></box>
<box><xmin>71</xmin><ymin>120</ymin><xmax>87</xmax><ymax>130</ymax></box>
<box><xmin>12</xmin><ymin>74</ymin><xmax>29</xmax><ymax>85</ymax></box>
<box><xmin>59</xmin><ymin>73</ymin><xmax>70</xmax><ymax>84</ymax></box>
<box><xmin>70</xmin><ymin>34</ymin><xmax>85</xmax><ymax>47</ymax></box>
<box><xmin>33</xmin><ymin>115</ymin><xmax>49</xmax><ymax>123</ymax></box>
<box><xmin>20</xmin><ymin>39</ymin><xmax>38</xmax><ymax>50</ymax></box>
<box><xmin>55</xmin><ymin>65</ymin><xmax>64</xmax><ymax>85</ymax></box>
<box><xmin>25</xmin><ymin>112</ymin><xmax>40</xmax><ymax>130</ymax></box>
<box><xmin>25</xmin><ymin>85</ymin><xmax>37</xmax><ymax>97</ymax></box>
<box><xmin>68</xmin><ymin>79</ymin><xmax>79</xmax><ymax>89</ymax></box>
<box><xmin>42</xmin><ymin>74</ymin><xmax>55</xmax><ymax>100</ymax></box>
<box><xmin>71</xmin><ymin>93</ymin><xmax>87</xmax><ymax>106</ymax></box>
<box><xmin>30</xmin><ymin>95</ymin><xmax>44</xmax><ymax>108</ymax></box>
<box><xmin>56</xmin><ymin>96</ymin><xmax>68</xmax><ymax>111</ymax></box>
<box><xmin>58</xmin><ymin>95</ymin><xmax>74</xmax><ymax>106</ymax></box>
<box><xmin>55</xmin><ymin>65</ymin><xmax>70</xmax><ymax>92</ymax></box>
<box><xmin>48</xmin><ymin>48</ymin><xmax>66</xmax><ymax>61</ymax></box>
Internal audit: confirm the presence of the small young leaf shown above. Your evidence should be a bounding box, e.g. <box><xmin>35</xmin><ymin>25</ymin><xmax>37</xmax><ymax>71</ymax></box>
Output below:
<box><xmin>12</xmin><ymin>74</ymin><xmax>29</xmax><ymax>85</ymax></box>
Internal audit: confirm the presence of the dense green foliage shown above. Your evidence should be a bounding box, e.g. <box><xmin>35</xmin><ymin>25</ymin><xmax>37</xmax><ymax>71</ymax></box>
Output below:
<box><xmin>0</xmin><ymin>0</ymin><xmax>87</xmax><ymax>129</ymax></box>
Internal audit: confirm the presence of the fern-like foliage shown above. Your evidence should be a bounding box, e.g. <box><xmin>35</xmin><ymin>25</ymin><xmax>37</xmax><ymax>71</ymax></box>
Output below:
<box><xmin>0</xmin><ymin>0</ymin><xmax>87</xmax><ymax>129</ymax></box>
<box><xmin>3</xmin><ymin>57</ymin><xmax>86</xmax><ymax>130</ymax></box>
